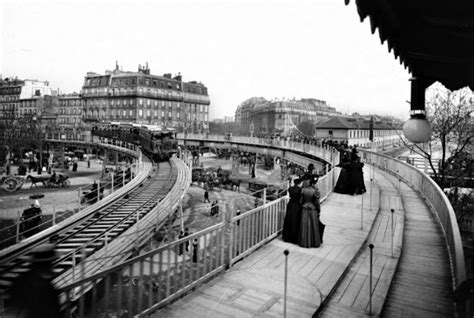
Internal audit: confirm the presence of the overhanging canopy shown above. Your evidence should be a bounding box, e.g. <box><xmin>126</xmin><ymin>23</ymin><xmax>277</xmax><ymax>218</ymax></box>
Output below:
<box><xmin>346</xmin><ymin>0</ymin><xmax>474</xmax><ymax>90</ymax></box>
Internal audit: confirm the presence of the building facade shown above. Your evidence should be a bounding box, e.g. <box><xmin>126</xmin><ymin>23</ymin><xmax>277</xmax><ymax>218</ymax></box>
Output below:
<box><xmin>235</xmin><ymin>97</ymin><xmax>341</xmax><ymax>136</ymax></box>
<box><xmin>0</xmin><ymin>78</ymin><xmax>52</xmax><ymax>121</ymax></box>
<box><xmin>82</xmin><ymin>63</ymin><xmax>210</xmax><ymax>132</ymax></box>
<box><xmin>315</xmin><ymin>116</ymin><xmax>402</xmax><ymax>148</ymax></box>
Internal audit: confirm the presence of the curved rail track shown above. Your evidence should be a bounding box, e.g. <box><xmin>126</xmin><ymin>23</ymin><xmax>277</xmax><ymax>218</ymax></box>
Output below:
<box><xmin>0</xmin><ymin>160</ymin><xmax>178</xmax><ymax>295</ymax></box>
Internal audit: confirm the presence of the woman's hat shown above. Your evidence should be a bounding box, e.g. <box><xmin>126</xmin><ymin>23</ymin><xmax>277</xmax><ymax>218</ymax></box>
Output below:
<box><xmin>33</xmin><ymin>200</ymin><xmax>40</xmax><ymax>208</ymax></box>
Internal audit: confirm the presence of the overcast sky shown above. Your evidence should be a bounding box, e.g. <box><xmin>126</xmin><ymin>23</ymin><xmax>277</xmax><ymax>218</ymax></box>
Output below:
<box><xmin>1</xmin><ymin>0</ymin><xmax>411</xmax><ymax>120</ymax></box>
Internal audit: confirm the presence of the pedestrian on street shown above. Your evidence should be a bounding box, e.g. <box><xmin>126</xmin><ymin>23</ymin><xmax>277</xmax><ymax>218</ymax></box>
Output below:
<box><xmin>204</xmin><ymin>190</ymin><xmax>210</xmax><ymax>203</ymax></box>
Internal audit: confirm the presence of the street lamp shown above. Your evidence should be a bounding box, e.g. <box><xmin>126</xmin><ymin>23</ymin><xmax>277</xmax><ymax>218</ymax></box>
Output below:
<box><xmin>402</xmin><ymin>78</ymin><xmax>432</xmax><ymax>143</ymax></box>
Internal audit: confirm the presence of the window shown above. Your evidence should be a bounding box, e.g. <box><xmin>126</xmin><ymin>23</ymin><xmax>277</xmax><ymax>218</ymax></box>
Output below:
<box><xmin>139</xmin><ymin>109</ymin><xmax>143</xmax><ymax>118</ymax></box>
<box><xmin>123</xmin><ymin>110</ymin><xmax>126</xmax><ymax>117</ymax></box>
<box><xmin>147</xmin><ymin>110</ymin><xmax>151</xmax><ymax>117</ymax></box>
<box><xmin>35</xmin><ymin>89</ymin><xmax>41</xmax><ymax>96</ymax></box>
<box><xmin>328</xmin><ymin>130</ymin><xmax>333</xmax><ymax>135</ymax></box>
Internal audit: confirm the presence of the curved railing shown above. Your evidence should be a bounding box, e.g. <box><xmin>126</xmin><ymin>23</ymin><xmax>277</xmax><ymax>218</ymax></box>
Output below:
<box><xmin>360</xmin><ymin>149</ymin><xmax>466</xmax><ymax>291</ymax></box>
<box><xmin>179</xmin><ymin>133</ymin><xmax>339</xmax><ymax>165</ymax></box>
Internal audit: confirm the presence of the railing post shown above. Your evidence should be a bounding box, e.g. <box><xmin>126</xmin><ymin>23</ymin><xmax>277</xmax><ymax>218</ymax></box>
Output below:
<box><xmin>370</xmin><ymin>178</ymin><xmax>373</xmax><ymax>211</ymax></box>
<box><xmin>360</xmin><ymin>193</ymin><xmax>364</xmax><ymax>230</ymax></box>
<box><xmin>369</xmin><ymin>244</ymin><xmax>374</xmax><ymax>315</ymax></box>
<box><xmin>111</xmin><ymin>172</ymin><xmax>114</xmax><ymax>193</ymax></box>
<box><xmin>16</xmin><ymin>211</ymin><xmax>21</xmax><ymax>243</ymax></box>
<box><xmin>263</xmin><ymin>188</ymin><xmax>267</xmax><ymax>205</ymax></box>
<box><xmin>283</xmin><ymin>249</ymin><xmax>289</xmax><ymax>318</ymax></box>
<box><xmin>123</xmin><ymin>169</ymin><xmax>126</xmax><ymax>187</ymax></box>
<box><xmin>97</xmin><ymin>180</ymin><xmax>100</xmax><ymax>201</ymax></box>
<box><xmin>72</xmin><ymin>251</ymin><xmax>76</xmax><ymax>283</ymax></box>
<box><xmin>77</xmin><ymin>187</ymin><xmax>81</xmax><ymax>211</ymax></box>
<box><xmin>391</xmin><ymin>208</ymin><xmax>395</xmax><ymax>258</ymax></box>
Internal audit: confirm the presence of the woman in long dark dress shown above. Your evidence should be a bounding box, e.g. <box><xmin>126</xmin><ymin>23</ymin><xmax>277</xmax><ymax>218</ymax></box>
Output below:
<box><xmin>350</xmin><ymin>157</ymin><xmax>366</xmax><ymax>195</ymax></box>
<box><xmin>282</xmin><ymin>178</ymin><xmax>302</xmax><ymax>244</ymax></box>
<box><xmin>334</xmin><ymin>151</ymin><xmax>351</xmax><ymax>194</ymax></box>
<box><xmin>298</xmin><ymin>178</ymin><xmax>321</xmax><ymax>248</ymax></box>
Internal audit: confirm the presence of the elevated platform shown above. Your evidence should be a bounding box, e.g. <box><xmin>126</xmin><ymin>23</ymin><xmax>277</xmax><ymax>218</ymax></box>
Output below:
<box><xmin>154</xmin><ymin>165</ymin><xmax>454</xmax><ymax>317</ymax></box>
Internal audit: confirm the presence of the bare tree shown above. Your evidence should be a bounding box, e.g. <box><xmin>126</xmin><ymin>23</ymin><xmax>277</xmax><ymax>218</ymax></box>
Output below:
<box><xmin>400</xmin><ymin>82</ymin><xmax>473</xmax><ymax>187</ymax></box>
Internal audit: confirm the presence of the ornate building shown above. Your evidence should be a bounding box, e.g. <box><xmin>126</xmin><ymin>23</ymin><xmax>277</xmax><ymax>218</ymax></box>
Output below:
<box><xmin>235</xmin><ymin>97</ymin><xmax>341</xmax><ymax>136</ymax></box>
<box><xmin>82</xmin><ymin>63</ymin><xmax>210</xmax><ymax>132</ymax></box>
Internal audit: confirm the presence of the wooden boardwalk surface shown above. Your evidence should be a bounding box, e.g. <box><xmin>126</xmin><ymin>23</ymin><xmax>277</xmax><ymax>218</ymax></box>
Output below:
<box><xmin>381</xmin><ymin>177</ymin><xmax>454</xmax><ymax>317</ymax></box>
<box><xmin>152</xmin><ymin>166</ymin><xmax>454</xmax><ymax>317</ymax></box>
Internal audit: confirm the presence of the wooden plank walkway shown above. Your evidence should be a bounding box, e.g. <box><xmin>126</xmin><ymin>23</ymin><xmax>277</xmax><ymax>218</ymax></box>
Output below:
<box><xmin>381</xmin><ymin>177</ymin><xmax>454</xmax><ymax>317</ymax></box>
<box><xmin>153</xmin><ymin>166</ymin><xmax>383</xmax><ymax>317</ymax></box>
<box><xmin>151</xmin><ymin>166</ymin><xmax>454</xmax><ymax>317</ymax></box>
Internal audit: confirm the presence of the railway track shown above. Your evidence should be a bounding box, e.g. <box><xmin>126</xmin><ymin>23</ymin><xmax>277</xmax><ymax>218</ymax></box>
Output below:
<box><xmin>0</xmin><ymin>160</ymin><xmax>178</xmax><ymax>295</ymax></box>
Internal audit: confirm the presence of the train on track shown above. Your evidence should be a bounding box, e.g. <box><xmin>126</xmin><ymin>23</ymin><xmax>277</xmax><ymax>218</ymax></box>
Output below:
<box><xmin>91</xmin><ymin>121</ymin><xmax>178</xmax><ymax>161</ymax></box>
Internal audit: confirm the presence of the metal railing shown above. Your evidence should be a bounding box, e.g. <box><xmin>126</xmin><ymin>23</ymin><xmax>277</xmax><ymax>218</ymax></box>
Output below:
<box><xmin>360</xmin><ymin>150</ymin><xmax>466</xmax><ymax>291</ymax></box>
<box><xmin>178</xmin><ymin>133</ymin><xmax>340</xmax><ymax>165</ymax></box>
<box><xmin>57</xmin><ymin>162</ymin><xmax>339</xmax><ymax>317</ymax></box>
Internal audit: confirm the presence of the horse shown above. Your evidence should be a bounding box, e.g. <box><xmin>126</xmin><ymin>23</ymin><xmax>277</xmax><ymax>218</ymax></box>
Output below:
<box><xmin>26</xmin><ymin>175</ymin><xmax>49</xmax><ymax>188</ymax></box>
<box><xmin>225</xmin><ymin>178</ymin><xmax>241</xmax><ymax>192</ymax></box>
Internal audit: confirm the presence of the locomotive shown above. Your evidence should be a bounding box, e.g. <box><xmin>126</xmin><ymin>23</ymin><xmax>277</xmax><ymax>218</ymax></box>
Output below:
<box><xmin>91</xmin><ymin>122</ymin><xmax>178</xmax><ymax>161</ymax></box>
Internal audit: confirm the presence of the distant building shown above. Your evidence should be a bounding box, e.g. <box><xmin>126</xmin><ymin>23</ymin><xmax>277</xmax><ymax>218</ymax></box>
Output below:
<box><xmin>56</xmin><ymin>93</ymin><xmax>84</xmax><ymax>139</ymax></box>
<box><xmin>235</xmin><ymin>97</ymin><xmax>341</xmax><ymax>136</ymax></box>
<box><xmin>0</xmin><ymin>78</ymin><xmax>52</xmax><ymax>121</ymax></box>
<box><xmin>81</xmin><ymin>62</ymin><xmax>210</xmax><ymax>132</ymax></box>
<box><xmin>235</xmin><ymin>97</ymin><xmax>267</xmax><ymax>125</ymax></box>
<box><xmin>223</xmin><ymin>116</ymin><xmax>234</xmax><ymax>123</ymax></box>
<box><xmin>316</xmin><ymin>116</ymin><xmax>402</xmax><ymax>148</ymax></box>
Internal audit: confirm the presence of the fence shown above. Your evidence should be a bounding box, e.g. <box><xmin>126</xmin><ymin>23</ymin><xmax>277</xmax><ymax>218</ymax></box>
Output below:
<box><xmin>360</xmin><ymin>150</ymin><xmax>467</xmax><ymax>292</ymax></box>
<box><xmin>0</xmin><ymin>160</ymin><xmax>140</xmax><ymax>249</ymax></box>
<box><xmin>178</xmin><ymin>133</ymin><xmax>340</xmax><ymax>166</ymax></box>
<box><xmin>58</xmin><ymin>162</ymin><xmax>339</xmax><ymax>317</ymax></box>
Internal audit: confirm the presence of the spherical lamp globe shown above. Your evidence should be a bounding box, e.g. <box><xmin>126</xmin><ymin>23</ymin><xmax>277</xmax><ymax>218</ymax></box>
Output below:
<box><xmin>402</xmin><ymin>116</ymin><xmax>432</xmax><ymax>143</ymax></box>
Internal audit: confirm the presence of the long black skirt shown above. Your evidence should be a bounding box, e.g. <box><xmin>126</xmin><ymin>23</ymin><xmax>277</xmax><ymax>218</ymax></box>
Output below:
<box><xmin>282</xmin><ymin>201</ymin><xmax>301</xmax><ymax>244</ymax></box>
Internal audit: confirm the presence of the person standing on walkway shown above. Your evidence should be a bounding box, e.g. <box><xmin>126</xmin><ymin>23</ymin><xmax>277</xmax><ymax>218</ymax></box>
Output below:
<box><xmin>204</xmin><ymin>190</ymin><xmax>210</xmax><ymax>203</ymax></box>
<box><xmin>282</xmin><ymin>178</ymin><xmax>302</xmax><ymax>244</ymax></box>
<box><xmin>298</xmin><ymin>177</ymin><xmax>321</xmax><ymax>248</ymax></box>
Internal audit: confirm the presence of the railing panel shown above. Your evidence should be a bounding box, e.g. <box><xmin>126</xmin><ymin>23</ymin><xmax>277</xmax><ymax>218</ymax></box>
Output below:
<box><xmin>361</xmin><ymin>150</ymin><xmax>466</xmax><ymax>291</ymax></box>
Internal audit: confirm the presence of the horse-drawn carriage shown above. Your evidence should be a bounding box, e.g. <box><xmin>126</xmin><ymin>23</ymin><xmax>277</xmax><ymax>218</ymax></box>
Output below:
<box><xmin>192</xmin><ymin>167</ymin><xmax>241</xmax><ymax>191</ymax></box>
<box><xmin>1</xmin><ymin>175</ymin><xmax>27</xmax><ymax>192</ymax></box>
<box><xmin>27</xmin><ymin>174</ymin><xmax>70</xmax><ymax>188</ymax></box>
<box><xmin>0</xmin><ymin>173</ymin><xmax>70</xmax><ymax>192</ymax></box>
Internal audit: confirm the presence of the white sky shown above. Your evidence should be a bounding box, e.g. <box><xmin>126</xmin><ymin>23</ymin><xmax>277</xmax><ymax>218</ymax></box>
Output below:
<box><xmin>1</xmin><ymin>0</ymin><xmax>410</xmax><ymax>120</ymax></box>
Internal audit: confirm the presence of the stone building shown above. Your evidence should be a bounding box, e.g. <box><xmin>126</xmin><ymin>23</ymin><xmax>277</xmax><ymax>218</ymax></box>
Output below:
<box><xmin>235</xmin><ymin>97</ymin><xmax>341</xmax><ymax>136</ymax></box>
<box><xmin>315</xmin><ymin>116</ymin><xmax>402</xmax><ymax>148</ymax></box>
<box><xmin>0</xmin><ymin>78</ymin><xmax>52</xmax><ymax>121</ymax></box>
<box><xmin>81</xmin><ymin>62</ymin><xmax>210</xmax><ymax>132</ymax></box>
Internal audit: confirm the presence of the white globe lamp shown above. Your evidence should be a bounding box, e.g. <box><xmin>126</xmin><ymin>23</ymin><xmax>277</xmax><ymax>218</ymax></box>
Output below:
<box><xmin>403</xmin><ymin>113</ymin><xmax>432</xmax><ymax>143</ymax></box>
<box><xmin>403</xmin><ymin>77</ymin><xmax>432</xmax><ymax>143</ymax></box>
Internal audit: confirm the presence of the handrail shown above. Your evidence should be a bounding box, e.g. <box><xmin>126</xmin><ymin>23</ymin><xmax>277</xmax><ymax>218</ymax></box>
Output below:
<box><xmin>178</xmin><ymin>133</ymin><xmax>340</xmax><ymax>166</ymax></box>
<box><xmin>360</xmin><ymin>149</ymin><xmax>466</xmax><ymax>291</ymax></box>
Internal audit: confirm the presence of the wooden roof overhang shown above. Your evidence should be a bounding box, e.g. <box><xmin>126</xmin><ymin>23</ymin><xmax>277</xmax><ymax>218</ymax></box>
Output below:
<box><xmin>346</xmin><ymin>0</ymin><xmax>474</xmax><ymax>91</ymax></box>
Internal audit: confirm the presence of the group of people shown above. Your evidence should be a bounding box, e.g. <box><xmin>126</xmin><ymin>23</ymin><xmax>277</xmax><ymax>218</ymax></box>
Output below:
<box><xmin>334</xmin><ymin>146</ymin><xmax>366</xmax><ymax>195</ymax></box>
<box><xmin>282</xmin><ymin>169</ymin><xmax>324</xmax><ymax>248</ymax></box>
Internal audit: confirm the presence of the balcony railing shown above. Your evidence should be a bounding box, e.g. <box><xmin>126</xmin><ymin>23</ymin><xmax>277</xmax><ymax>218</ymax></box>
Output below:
<box><xmin>360</xmin><ymin>150</ymin><xmax>466</xmax><ymax>292</ymax></box>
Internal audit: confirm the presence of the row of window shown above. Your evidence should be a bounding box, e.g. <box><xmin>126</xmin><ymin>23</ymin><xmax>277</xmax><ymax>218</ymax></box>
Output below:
<box><xmin>0</xmin><ymin>95</ymin><xmax>20</xmax><ymax>102</ymax></box>
<box><xmin>58</xmin><ymin>108</ymin><xmax>82</xmax><ymax>115</ymax></box>
<box><xmin>86</xmin><ymin>98</ymin><xmax>209</xmax><ymax>113</ymax></box>
<box><xmin>82</xmin><ymin>86</ymin><xmax>209</xmax><ymax>99</ymax></box>
<box><xmin>58</xmin><ymin>117</ymin><xmax>80</xmax><ymax>124</ymax></box>
<box><xmin>0</xmin><ymin>87</ymin><xmax>21</xmax><ymax>94</ymax></box>
<box><xmin>60</xmin><ymin>99</ymin><xmax>82</xmax><ymax>107</ymax></box>
<box><xmin>348</xmin><ymin>129</ymin><xmax>398</xmax><ymax>139</ymax></box>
